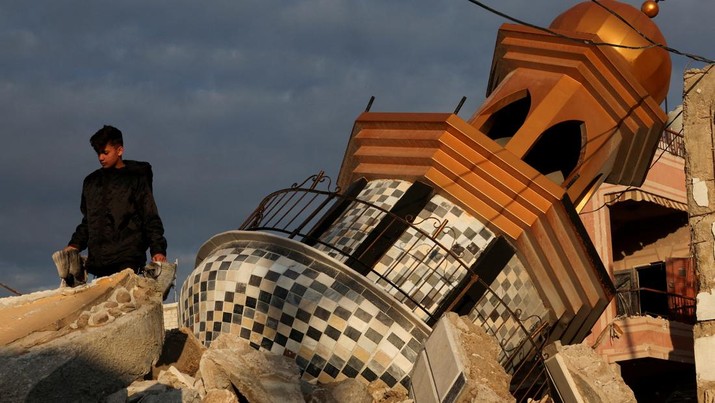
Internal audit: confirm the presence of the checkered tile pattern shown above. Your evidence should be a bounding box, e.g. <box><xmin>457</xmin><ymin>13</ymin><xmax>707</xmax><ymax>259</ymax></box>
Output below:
<box><xmin>179</xmin><ymin>233</ymin><xmax>430</xmax><ymax>388</ymax></box>
<box><xmin>315</xmin><ymin>180</ymin><xmax>410</xmax><ymax>260</ymax></box>
<box><xmin>467</xmin><ymin>254</ymin><xmax>550</xmax><ymax>367</ymax></box>
<box><xmin>181</xmin><ymin>176</ymin><xmax>552</xmax><ymax>388</ymax></box>
<box><xmin>371</xmin><ymin>194</ymin><xmax>496</xmax><ymax>321</ymax></box>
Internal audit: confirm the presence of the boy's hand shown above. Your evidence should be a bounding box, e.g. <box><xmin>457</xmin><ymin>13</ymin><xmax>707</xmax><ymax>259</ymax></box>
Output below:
<box><xmin>152</xmin><ymin>253</ymin><xmax>167</xmax><ymax>262</ymax></box>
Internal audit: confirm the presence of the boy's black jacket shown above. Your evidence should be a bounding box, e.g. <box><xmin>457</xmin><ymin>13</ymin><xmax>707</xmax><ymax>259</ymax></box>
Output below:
<box><xmin>69</xmin><ymin>160</ymin><xmax>167</xmax><ymax>272</ymax></box>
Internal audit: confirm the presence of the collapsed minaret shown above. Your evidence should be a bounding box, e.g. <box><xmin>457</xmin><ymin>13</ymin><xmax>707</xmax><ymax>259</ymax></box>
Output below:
<box><xmin>179</xmin><ymin>0</ymin><xmax>671</xmax><ymax>395</ymax></box>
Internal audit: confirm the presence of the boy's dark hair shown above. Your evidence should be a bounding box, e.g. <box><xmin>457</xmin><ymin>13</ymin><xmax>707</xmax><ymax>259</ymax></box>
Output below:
<box><xmin>90</xmin><ymin>125</ymin><xmax>123</xmax><ymax>153</ymax></box>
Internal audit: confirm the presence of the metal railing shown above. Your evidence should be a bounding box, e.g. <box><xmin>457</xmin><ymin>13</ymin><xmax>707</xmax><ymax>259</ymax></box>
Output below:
<box><xmin>616</xmin><ymin>287</ymin><xmax>696</xmax><ymax>324</ymax></box>
<box><xmin>658</xmin><ymin>129</ymin><xmax>685</xmax><ymax>158</ymax></box>
<box><xmin>240</xmin><ymin>172</ymin><xmax>555</xmax><ymax>401</ymax></box>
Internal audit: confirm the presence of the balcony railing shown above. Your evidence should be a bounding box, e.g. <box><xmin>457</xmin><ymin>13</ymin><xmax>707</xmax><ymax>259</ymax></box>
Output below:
<box><xmin>616</xmin><ymin>287</ymin><xmax>696</xmax><ymax>324</ymax></box>
<box><xmin>240</xmin><ymin>172</ymin><xmax>554</xmax><ymax>401</ymax></box>
<box><xmin>658</xmin><ymin>129</ymin><xmax>685</xmax><ymax>158</ymax></box>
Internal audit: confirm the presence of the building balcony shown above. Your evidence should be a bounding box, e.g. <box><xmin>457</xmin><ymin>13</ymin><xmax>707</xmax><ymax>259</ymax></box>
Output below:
<box><xmin>657</xmin><ymin>129</ymin><xmax>685</xmax><ymax>159</ymax></box>
<box><xmin>616</xmin><ymin>287</ymin><xmax>696</xmax><ymax>325</ymax></box>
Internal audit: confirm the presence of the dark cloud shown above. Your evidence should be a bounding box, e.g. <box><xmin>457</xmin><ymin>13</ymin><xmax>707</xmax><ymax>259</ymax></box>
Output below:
<box><xmin>0</xmin><ymin>0</ymin><xmax>712</xmax><ymax>297</ymax></box>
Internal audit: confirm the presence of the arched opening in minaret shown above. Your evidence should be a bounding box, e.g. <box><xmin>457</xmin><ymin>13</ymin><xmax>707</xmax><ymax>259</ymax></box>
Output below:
<box><xmin>523</xmin><ymin>120</ymin><xmax>583</xmax><ymax>184</ymax></box>
<box><xmin>480</xmin><ymin>91</ymin><xmax>531</xmax><ymax>146</ymax></box>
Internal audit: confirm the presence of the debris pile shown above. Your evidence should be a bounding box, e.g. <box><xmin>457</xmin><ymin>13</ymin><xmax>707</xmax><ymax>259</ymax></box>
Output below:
<box><xmin>109</xmin><ymin>328</ymin><xmax>410</xmax><ymax>403</ymax></box>
<box><xmin>0</xmin><ymin>270</ymin><xmax>635</xmax><ymax>402</ymax></box>
<box><xmin>544</xmin><ymin>341</ymin><xmax>636</xmax><ymax>403</ymax></box>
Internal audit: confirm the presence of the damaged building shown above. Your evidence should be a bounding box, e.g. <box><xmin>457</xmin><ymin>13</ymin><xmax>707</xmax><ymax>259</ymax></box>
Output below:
<box><xmin>581</xmin><ymin>107</ymin><xmax>696</xmax><ymax>401</ymax></box>
<box><xmin>5</xmin><ymin>0</ymin><xmax>711</xmax><ymax>402</ymax></box>
<box><xmin>177</xmin><ymin>0</ymin><xmax>673</xmax><ymax>401</ymax></box>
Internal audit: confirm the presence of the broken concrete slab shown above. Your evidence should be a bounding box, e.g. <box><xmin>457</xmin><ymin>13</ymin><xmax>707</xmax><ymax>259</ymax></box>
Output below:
<box><xmin>199</xmin><ymin>333</ymin><xmax>304</xmax><ymax>403</ymax></box>
<box><xmin>410</xmin><ymin>312</ymin><xmax>514</xmax><ymax>403</ymax></box>
<box><xmin>105</xmin><ymin>379</ymin><xmax>202</xmax><ymax>403</ymax></box>
<box><xmin>694</xmin><ymin>323</ymin><xmax>715</xmax><ymax>382</ymax></box>
<box><xmin>0</xmin><ymin>270</ymin><xmax>166</xmax><ymax>402</ymax></box>
<box><xmin>305</xmin><ymin>378</ymin><xmax>373</xmax><ymax>403</ymax></box>
<box><xmin>697</xmin><ymin>288</ymin><xmax>715</xmax><ymax>322</ymax></box>
<box><xmin>543</xmin><ymin>341</ymin><xmax>635</xmax><ymax>403</ymax></box>
<box><xmin>152</xmin><ymin>327</ymin><xmax>206</xmax><ymax>379</ymax></box>
<box><xmin>157</xmin><ymin>365</ymin><xmax>198</xmax><ymax>391</ymax></box>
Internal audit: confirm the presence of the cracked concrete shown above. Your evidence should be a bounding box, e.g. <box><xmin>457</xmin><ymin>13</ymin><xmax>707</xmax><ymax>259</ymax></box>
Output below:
<box><xmin>684</xmin><ymin>64</ymin><xmax>715</xmax><ymax>397</ymax></box>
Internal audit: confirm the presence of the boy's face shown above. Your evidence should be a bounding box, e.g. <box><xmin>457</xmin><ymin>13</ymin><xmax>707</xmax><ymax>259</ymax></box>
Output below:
<box><xmin>97</xmin><ymin>144</ymin><xmax>124</xmax><ymax>169</ymax></box>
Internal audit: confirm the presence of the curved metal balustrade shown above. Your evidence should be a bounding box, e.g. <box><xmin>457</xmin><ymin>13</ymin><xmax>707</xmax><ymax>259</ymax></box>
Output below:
<box><xmin>239</xmin><ymin>172</ymin><xmax>554</xmax><ymax>401</ymax></box>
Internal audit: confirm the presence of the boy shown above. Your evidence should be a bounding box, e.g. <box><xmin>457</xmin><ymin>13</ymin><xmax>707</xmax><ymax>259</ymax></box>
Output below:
<box><xmin>63</xmin><ymin>125</ymin><xmax>167</xmax><ymax>280</ymax></box>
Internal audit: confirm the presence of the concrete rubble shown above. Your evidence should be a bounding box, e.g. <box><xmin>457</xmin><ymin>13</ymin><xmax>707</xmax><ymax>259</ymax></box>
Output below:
<box><xmin>199</xmin><ymin>333</ymin><xmax>305</xmax><ymax>402</ymax></box>
<box><xmin>112</xmin><ymin>330</ymin><xmax>411</xmax><ymax>403</ymax></box>
<box><xmin>0</xmin><ymin>270</ymin><xmax>165</xmax><ymax>402</ymax></box>
<box><xmin>445</xmin><ymin>313</ymin><xmax>515</xmax><ymax>403</ymax></box>
<box><xmin>410</xmin><ymin>312</ymin><xmax>515</xmax><ymax>403</ymax></box>
<box><xmin>0</xmin><ymin>270</ymin><xmax>635</xmax><ymax>402</ymax></box>
<box><xmin>152</xmin><ymin>327</ymin><xmax>206</xmax><ymax>379</ymax></box>
<box><xmin>543</xmin><ymin>341</ymin><xmax>636</xmax><ymax>403</ymax></box>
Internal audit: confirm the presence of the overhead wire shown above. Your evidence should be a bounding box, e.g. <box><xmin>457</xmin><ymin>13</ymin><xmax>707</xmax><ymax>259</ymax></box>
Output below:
<box><xmin>0</xmin><ymin>281</ymin><xmax>22</xmax><ymax>296</ymax></box>
<box><xmin>590</xmin><ymin>0</ymin><xmax>715</xmax><ymax>63</ymax></box>
<box><xmin>464</xmin><ymin>0</ymin><xmax>713</xmax><ymax>214</ymax></box>
<box><xmin>578</xmin><ymin>117</ymin><xmax>682</xmax><ymax>215</ymax></box>
<box><xmin>579</xmin><ymin>63</ymin><xmax>715</xmax><ymax>213</ymax></box>
<box><xmin>463</xmin><ymin>0</ymin><xmax>715</xmax><ymax>64</ymax></box>
<box><xmin>575</xmin><ymin>102</ymin><xmax>683</xmax><ymax>215</ymax></box>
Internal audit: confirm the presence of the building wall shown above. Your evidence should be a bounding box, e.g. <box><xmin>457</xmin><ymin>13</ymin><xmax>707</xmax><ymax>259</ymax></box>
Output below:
<box><xmin>581</xmin><ymin>147</ymin><xmax>690</xmax><ymax>363</ymax></box>
<box><xmin>682</xmin><ymin>65</ymin><xmax>715</xmax><ymax>398</ymax></box>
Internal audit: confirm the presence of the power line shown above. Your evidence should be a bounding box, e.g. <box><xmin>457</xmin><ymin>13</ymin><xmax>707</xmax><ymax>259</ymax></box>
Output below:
<box><xmin>463</xmin><ymin>0</ymin><xmax>715</xmax><ymax>64</ymax></box>
<box><xmin>462</xmin><ymin>0</ymin><xmax>712</xmax><ymax>213</ymax></box>
<box><xmin>579</xmin><ymin>64</ymin><xmax>715</xmax><ymax>213</ymax></box>
<box><xmin>579</xmin><ymin>110</ymin><xmax>683</xmax><ymax>214</ymax></box>
<box><xmin>590</xmin><ymin>0</ymin><xmax>715</xmax><ymax>63</ymax></box>
<box><xmin>0</xmin><ymin>282</ymin><xmax>22</xmax><ymax>296</ymax></box>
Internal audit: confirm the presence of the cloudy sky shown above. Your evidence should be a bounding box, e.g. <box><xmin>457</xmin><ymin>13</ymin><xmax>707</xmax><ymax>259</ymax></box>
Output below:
<box><xmin>1</xmin><ymin>0</ymin><xmax>713</xmax><ymax>298</ymax></box>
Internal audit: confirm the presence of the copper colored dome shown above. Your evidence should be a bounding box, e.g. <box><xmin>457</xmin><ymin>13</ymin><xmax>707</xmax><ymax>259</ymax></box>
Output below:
<box><xmin>549</xmin><ymin>0</ymin><xmax>671</xmax><ymax>103</ymax></box>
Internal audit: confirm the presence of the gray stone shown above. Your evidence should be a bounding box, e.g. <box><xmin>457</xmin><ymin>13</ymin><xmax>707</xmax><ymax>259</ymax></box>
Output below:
<box><xmin>152</xmin><ymin>327</ymin><xmax>206</xmax><ymax>379</ymax></box>
<box><xmin>105</xmin><ymin>381</ymin><xmax>169</xmax><ymax>403</ymax></box>
<box><xmin>306</xmin><ymin>378</ymin><xmax>372</xmax><ymax>403</ymax></box>
<box><xmin>199</xmin><ymin>333</ymin><xmax>304</xmax><ymax>403</ymax></box>
<box><xmin>157</xmin><ymin>365</ymin><xmax>197</xmax><ymax>390</ymax></box>
<box><xmin>106</xmin><ymin>379</ymin><xmax>202</xmax><ymax>403</ymax></box>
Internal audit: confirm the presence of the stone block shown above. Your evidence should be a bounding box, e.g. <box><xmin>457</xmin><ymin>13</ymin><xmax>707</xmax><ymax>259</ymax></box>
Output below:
<box><xmin>409</xmin><ymin>313</ymin><xmax>513</xmax><ymax>403</ymax></box>
<box><xmin>411</xmin><ymin>350</ymin><xmax>439</xmax><ymax>403</ymax></box>
<box><xmin>423</xmin><ymin>313</ymin><xmax>466</xmax><ymax>402</ymax></box>
<box><xmin>0</xmin><ymin>271</ymin><xmax>165</xmax><ymax>402</ymax></box>
<box><xmin>695</xmin><ymin>334</ymin><xmax>715</xmax><ymax>382</ymax></box>
<box><xmin>199</xmin><ymin>333</ymin><xmax>304</xmax><ymax>403</ymax></box>
<box><xmin>697</xmin><ymin>289</ymin><xmax>715</xmax><ymax>321</ymax></box>
<box><xmin>543</xmin><ymin>341</ymin><xmax>635</xmax><ymax>402</ymax></box>
<box><xmin>153</xmin><ymin>327</ymin><xmax>206</xmax><ymax>379</ymax></box>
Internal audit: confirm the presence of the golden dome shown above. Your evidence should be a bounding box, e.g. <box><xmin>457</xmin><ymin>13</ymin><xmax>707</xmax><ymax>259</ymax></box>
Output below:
<box><xmin>549</xmin><ymin>0</ymin><xmax>671</xmax><ymax>104</ymax></box>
